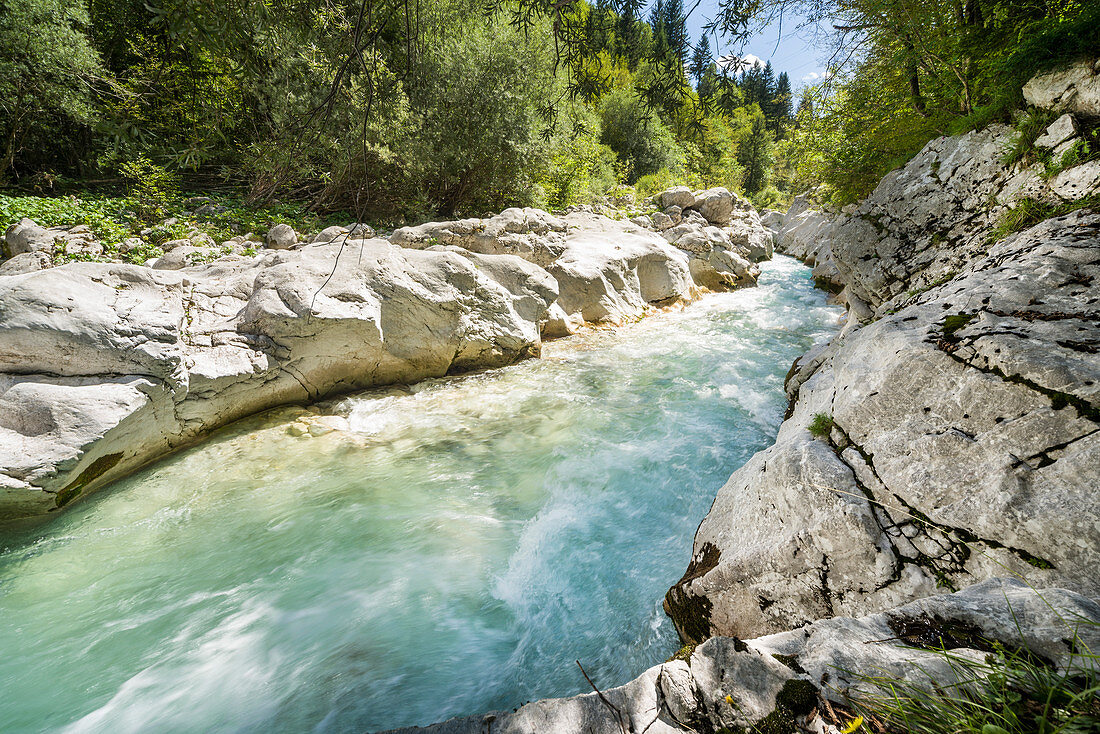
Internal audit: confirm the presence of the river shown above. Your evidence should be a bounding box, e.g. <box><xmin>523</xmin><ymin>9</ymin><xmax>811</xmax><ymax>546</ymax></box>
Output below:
<box><xmin>0</xmin><ymin>255</ymin><xmax>841</xmax><ymax>733</ymax></box>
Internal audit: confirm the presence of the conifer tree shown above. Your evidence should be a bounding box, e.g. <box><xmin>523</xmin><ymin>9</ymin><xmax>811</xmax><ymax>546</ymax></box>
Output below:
<box><xmin>737</xmin><ymin>110</ymin><xmax>773</xmax><ymax>194</ymax></box>
<box><xmin>690</xmin><ymin>35</ymin><xmax>711</xmax><ymax>85</ymax></box>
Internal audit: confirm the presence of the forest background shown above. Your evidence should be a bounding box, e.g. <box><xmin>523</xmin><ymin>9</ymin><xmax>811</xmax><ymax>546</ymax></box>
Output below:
<box><xmin>1</xmin><ymin>0</ymin><xmax>1096</xmax><ymax>239</ymax></box>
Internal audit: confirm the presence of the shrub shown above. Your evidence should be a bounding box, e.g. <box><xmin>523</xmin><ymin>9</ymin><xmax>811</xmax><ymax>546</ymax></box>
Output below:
<box><xmin>119</xmin><ymin>157</ymin><xmax>179</xmax><ymax>224</ymax></box>
<box><xmin>808</xmin><ymin>413</ymin><xmax>834</xmax><ymax>438</ymax></box>
<box><xmin>1001</xmin><ymin>108</ymin><xmax>1058</xmax><ymax>168</ymax></box>
<box><xmin>599</xmin><ymin>87</ymin><xmax>683</xmax><ymax>182</ymax></box>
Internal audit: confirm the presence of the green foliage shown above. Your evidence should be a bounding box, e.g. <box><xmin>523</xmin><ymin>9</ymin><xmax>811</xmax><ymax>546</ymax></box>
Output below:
<box><xmin>0</xmin><ymin>194</ymin><xmax>129</xmax><ymax>244</ymax></box>
<box><xmin>634</xmin><ymin>169</ymin><xmax>690</xmax><ymax>201</ymax></box>
<box><xmin>750</xmin><ymin>185</ymin><xmax>786</xmax><ymax>211</ymax></box>
<box><xmin>534</xmin><ymin>116</ymin><xmax>619</xmax><ymax>209</ymax></box>
<box><xmin>773</xmin><ymin>0</ymin><xmax>1098</xmax><ymax>207</ymax></box>
<box><xmin>808</xmin><ymin>413</ymin><xmax>834</xmax><ymax>439</ymax></box>
<box><xmin>850</xmin><ymin>629</ymin><xmax>1100</xmax><ymax>734</ymax></box>
<box><xmin>0</xmin><ymin>191</ymin><xmax>343</xmax><ymax>252</ymax></box>
<box><xmin>599</xmin><ymin>87</ymin><xmax>683</xmax><ymax>182</ymax></box>
<box><xmin>1002</xmin><ymin>108</ymin><xmax>1058</xmax><ymax>167</ymax></box>
<box><xmin>0</xmin><ymin>0</ymin><xmax>105</xmax><ymax>177</ymax></box>
<box><xmin>119</xmin><ymin>157</ymin><xmax>178</xmax><ymax>223</ymax></box>
<box><xmin>738</xmin><ymin>110</ymin><xmax>774</xmax><ymax>194</ymax></box>
<box><xmin>0</xmin><ymin>0</ymin><xmax>800</xmax><ymax>217</ymax></box>
<box><xmin>989</xmin><ymin>194</ymin><xmax>1100</xmax><ymax>243</ymax></box>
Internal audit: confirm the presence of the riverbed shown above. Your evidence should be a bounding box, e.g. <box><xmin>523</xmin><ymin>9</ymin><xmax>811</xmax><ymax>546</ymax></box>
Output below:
<box><xmin>0</xmin><ymin>255</ymin><xmax>841</xmax><ymax>733</ymax></box>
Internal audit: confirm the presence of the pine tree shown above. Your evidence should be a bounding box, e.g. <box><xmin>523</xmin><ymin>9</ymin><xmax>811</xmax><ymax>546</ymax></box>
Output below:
<box><xmin>771</xmin><ymin>71</ymin><xmax>793</xmax><ymax>136</ymax></box>
<box><xmin>690</xmin><ymin>35</ymin><xmax>711</xmax><ymax>85</ymax></box>
<box><xmin>661</xmin><ymin>0</ymin><xmax>688</xmax><ymax>67</ymax></box>
<box><xmin>761</xmin><ymin>60</ymin><xmax>777</xmax><ymax>114</ymax></box>
<box><xmin>737</xmin><ymin>111</ymin><xmax>774</xmax><ymax>194</ymax></box>
<box><xmin>615</xmin><ymin>2</ymin><xmax>644</xmax><ymax>68</ymax></box>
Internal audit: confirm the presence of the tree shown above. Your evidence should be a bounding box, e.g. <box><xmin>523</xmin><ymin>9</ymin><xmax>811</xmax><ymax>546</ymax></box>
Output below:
<box><xmin>0</xmin><ymin>0</ymin><xmax>104</xmax><ymax>178</ymax></box>
<box><xmin>690</xmin><ymin>35</ymin><xmax>711</xmax><ymax>85</ymax></box>
<box><xmin>661</xmin><ymin>0</ymin><xmax>688</xmax><ymax>67</ymax></box>
<box><xmin>770</xmin><ymin>71</ymin><xmax>793</xmax><ymax>135</ymax></box>
<box><xmin>599</xmin><ymin>86</ymin><xmax>681</xmax><ymax>180</ymax></box>
<box><xmin>737</xmin><ymin>110</ymin><xmax>773</xmax><ymax>194</ymax></box>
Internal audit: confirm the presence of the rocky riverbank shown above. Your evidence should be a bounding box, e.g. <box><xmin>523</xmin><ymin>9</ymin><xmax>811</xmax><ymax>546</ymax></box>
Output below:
<box><xmin>392</xmin><ymin>60</ymin><xmax>1100</xmax><ymax>734</ymax></box>
<box><xmin>0</xmin><ymin>188</ymin><xmax>770</xmax><ymax>519</ymax></box>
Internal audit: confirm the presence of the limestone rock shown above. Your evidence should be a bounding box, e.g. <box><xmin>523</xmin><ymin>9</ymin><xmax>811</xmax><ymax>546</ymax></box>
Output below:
<box><xmin>1050</xmin><ymin>159</ymin><xmax>1100</xmax><ymax>200</ymax></box>
<box><xmin>3</xmin><ymin>219</ymin><xmax>55</xmax><ymax>258</ymax></box>
<box><xmin>550</xmin><ymin>212</ymin><xmax>694</xmax><ymax>323</ymax></box>
<box><xmin>1023</xmin><ymin>58</ymin><xmax>1100</xmax><ymax>118</ymax></box>
<box><xmin>1035</xmin><ymin>113</ymin><xmax>1078</xmax><ymax>148</ymax></box>
<box><xmin>650</xmin><ymin>211</ymin><xmax>675</xmax><ymax>231</ymax></box>
<box><xmin>666</xmin><ymin>211</ymin><xmax>1100</xmax><ymax>641</ymax></box>
<box><xmin>266</xmin><ymin>223</ymin><xmax>297</xmax><ymax>249</ymax></box>
<box><xmin>118</xmin><ymin>237</ymin><xmax>147</xmax><ymax>255</ymax></box>
<box><xmin>386</xmin><ymin>580</ymin><xmax>1100</xmax><ymax>734</ymax></box>
<box><xmin>692</xmin><ymin>187</ymin><xmax>736</xmax><ymax>226</ymax></box>
<box><xmin>347</xmin><ymin>223</ymin><xmax>376</xmax><ymax>239</ymax></box>
<box><xmin>0</xmin><ymin>242</ymin><xmax>557</xmax><ymax>516</ymax></box>
<box><xmin>311</xmin><ymin>225</ymin><xmax>349</xmax><ymax>244</ymax></box>
<box><xmin>760</xmin><ymin>209</ymin><xmax>784</xmax><ymax>230</ymax></box>
<box><xmin>660</xmin><ymin>186</ymin><xmax>695</xmax><ymax>210</ymax></box>
<box><xmin>0</xmin><ymin>251</ymin><xmax>51</xmax><ymax>276</ymax></box>
<box><xmin>390</xmin><ymin>207</ymin><xmax>567</xmax><ymax>268</ymax></box>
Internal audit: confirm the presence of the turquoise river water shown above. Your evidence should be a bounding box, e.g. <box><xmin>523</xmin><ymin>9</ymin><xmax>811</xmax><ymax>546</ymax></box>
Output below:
<box><xmin>0</xmin><ymin>255</ymin><xmax>841</xmax><ymax>733</ymax></box>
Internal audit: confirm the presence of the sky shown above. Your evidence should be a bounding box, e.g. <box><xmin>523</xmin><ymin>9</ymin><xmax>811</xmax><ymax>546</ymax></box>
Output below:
<box><xmin>681</xmin><ymin>1</ymin><xmax>833</xmax><ymax>89</ymax></box>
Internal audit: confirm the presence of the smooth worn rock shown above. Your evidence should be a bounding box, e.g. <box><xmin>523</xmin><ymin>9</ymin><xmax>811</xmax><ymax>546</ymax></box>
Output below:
<box><xmin>692</xmin><ymin>187</ymin><xmax>737</xmax><ymax>226</ymax></box>
<box><xmin>549</xmin><ymin>212</ymin><xmax>695</xmax><ymax>324</ymax></box>
<box><xmin>0</xmin><ymin>251</ymin><xmax>51</xmax><ymax>275</ymax></box>
<box><xmin>266</xmin><ymin>223</ymin><xmax>297</xmax><ymax>249</ymax></box>
<box><xmin>311</xmin><ymin>225</ymin><xmax>349</xmax><ymax>244</ymax></box>
<box><xmin>660</xmin><ymin>186</ymin><xmax>696</xmax><ymax>210</ymax></box>
<box><xmin>0</xmin><ymin>241</ymin><xmax>557</xmax><ymax>517</ymax></box>
<box><xmin>390</xmin><ymin>207</ymin><xmax>567</xmax><ymax>268</ymax></box>
<box><xmin>3</xmin><ymin>218</ymin><xmax>55</xmax><ymax>258</ymax></box>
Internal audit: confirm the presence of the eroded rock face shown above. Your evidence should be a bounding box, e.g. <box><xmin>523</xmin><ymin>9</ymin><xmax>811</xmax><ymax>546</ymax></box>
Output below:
<box><xmin>667</xmin><ymin>209</ymin><xmax>1100</xmax><ymax>642</ymax></box>
<box><xmin>550</xmin><ymin>211</ymin><xmax>696</xmax><ymax>324</ymax></box>
<box><xmin>388</xmin><ymin>207</ymin><xmax>768</xmax><ymax>333</ymax></box>
<box><xmin>390</xmin><ymin>207</ymin><xmax>568</xmax><ymax>268</ymax></box>
<box><xmin>0</xmin><ymin>241</ymin><xmax>556</xmax><ymax>516</ymax></box>
<box><xmin>0</xmin><ymin>196</ymin><xmax>776</xmax><ymax>517</ymax></box>
<box><xmin>1023</xmin><ymin>57</ymin><xmax>1100</xmax><ymax>118</ymax></box>
<box><xmin>386</xmin><ymin>580</ymin><xmax>1100</xmax><ymax>734</ymax></box>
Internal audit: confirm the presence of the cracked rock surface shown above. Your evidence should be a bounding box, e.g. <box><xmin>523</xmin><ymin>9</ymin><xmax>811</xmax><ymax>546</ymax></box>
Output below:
<box><xmin>672</xmin><ymin>113</ymin><xmax>1100</xmax><ymax>641</ymax></box>
<box><xmin>386</xmin><ymin>579</ymin><xmax>1100</xmax><ymax>734</ymax></box>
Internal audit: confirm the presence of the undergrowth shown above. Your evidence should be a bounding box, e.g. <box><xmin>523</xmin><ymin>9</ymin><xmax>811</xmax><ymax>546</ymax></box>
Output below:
<box><xmin>848</xmin><ymin>628</ymin><xmax>1099</xmax><ymax>734</ymax></box>
<box><xmin>0</xmin><ymin>192</ymin><xmax>354</xmax><ymax>254</ymax></box>
<box><xmin>990</xmin><ymin>195</ymin><xmax>1100</xmax><ymax>243</ymax></box>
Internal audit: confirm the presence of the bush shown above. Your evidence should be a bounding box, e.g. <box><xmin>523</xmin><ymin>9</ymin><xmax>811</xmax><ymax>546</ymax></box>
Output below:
<box><xmin>1001</xmin><ymin>108</ymin><xmax>1058</xmax><ymax>167</ymax></box>
<box><xmin>119</xmin><ymin>157</ymin><xmax>179</xmax><ymax>224</ymax></box>
<box><xmin>534</xmin><ymin>108</ymin><xmax>620</xmax><ymax>209</ymax></box>
<box><xmin>808</xmin><ymin>413</ymin><xmax>834</xmax><ymax>439</ymax></box>
<box><xmin>634</xmin><ymin>169</ymin><xmax>691</xmax><ymax>201</ymax></box>
<box><xmin>599</xmin><ymin>87</ymin><xmax>683</xmax><ymax>182</ymax></box>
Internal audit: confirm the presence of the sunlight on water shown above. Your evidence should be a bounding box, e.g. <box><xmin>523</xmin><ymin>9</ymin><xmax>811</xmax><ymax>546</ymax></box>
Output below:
<box><xmin>0</xmin><ymin>256</ymin><xmax>841</xmax><ymax>733</ymax></box>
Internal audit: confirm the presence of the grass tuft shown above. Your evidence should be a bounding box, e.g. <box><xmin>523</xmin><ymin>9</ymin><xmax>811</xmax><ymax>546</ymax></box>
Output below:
<box><xmin>808</xmin><ymin>413</ymin><xmax>834</xmax><ymax>439</ymax></box>
<box><xmin>848</xmin><ymin>627</ymin><xmax>1099</xmax><ymax>734</ymax></box>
